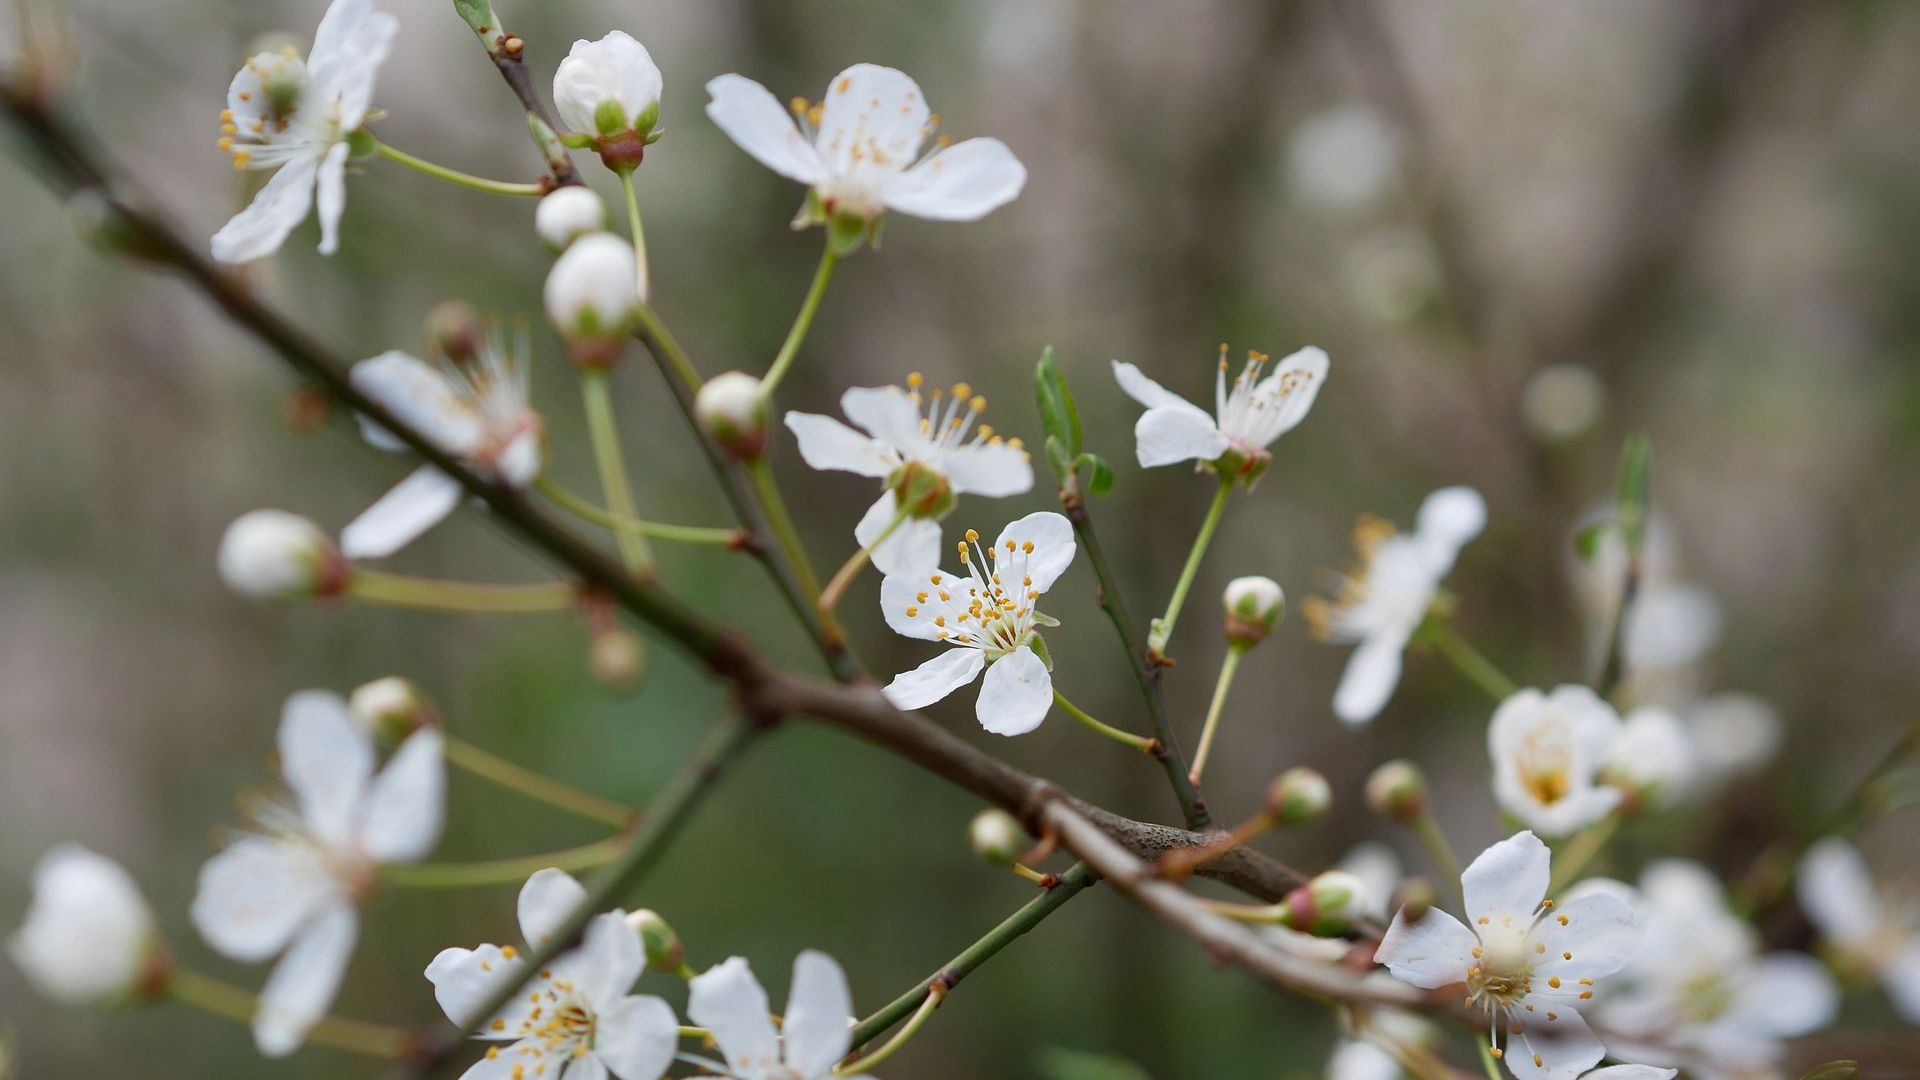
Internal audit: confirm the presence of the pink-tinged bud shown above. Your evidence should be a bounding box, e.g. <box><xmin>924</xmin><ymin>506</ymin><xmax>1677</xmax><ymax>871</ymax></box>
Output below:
<box><xmin>1222</xmin><ymin>576</ymin><xmax>1285</xmax><ymax>649</ymax></box>
<box><xmin>624</xmin><ymin>909</ymin><xmax>683</xmax><ymax>974</ymax></box>
<box><xmin>347</xmin><ymin>676</ymin><xmax>439</xmax><ymax>752</ymax></box>
<box><xmin>1391</xmin><ymin>877</ymin><xmax>1437</xmax><ymax>923</ymax></box>
<box><xmin>1277</xmin><ymin>870</ymin><xmax>1367</xmax><ymax>937</ymax></box>
<box><xmin>425</xmin><ymin>300</ymin><xmax>486</xmax><ymax>365</ymax></box>
<box><xmin>217</xmin><ymin>510</ymin><xmax>346</xmax><ymax>601</ymax></box>
<box><xmin>694</xmin><ymin>372</ymin><xmax>771</xmax><ymax>461</ymax></box>
<box><xmin>968</xmin><ymin>809</ymin><xmax>1026</xmax><ymax>867</ymax></box>
<box><xmin>1265</xmin><ymin>767</ymin><xmax>1331</xmax><ymax>827</ymax></box>
<box><xmin>1365</xmin><ymin>759</ymin><xmax>1428</xmax><ymax>823</ymax></box>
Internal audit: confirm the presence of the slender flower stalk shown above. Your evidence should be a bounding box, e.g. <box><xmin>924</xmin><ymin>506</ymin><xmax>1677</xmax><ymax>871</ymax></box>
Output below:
<box><xmin>1425</xmin><ymin>619</ymin><xmax>1518</xmax><ymax>701</ymax></box>
<box><xmin>442</xmin><ymin>734</ymin><xmax>634</xmax><ymax>827</ymax></box>
<box><xmin>1547</xmin><ymin>813</ymin><xmax>1622</xmax><ymax>896</ymax></box>
<box><xmin>747</xmin><ymin>458</ymin><xmax>827</xmax><ymax>600</ymax></box>
<box><xmin>535</xmin><ymin>476</ymin><xmax>744</xmax><ymax>546</ymax></box>
<box><xmin>1411</xmin><ymin>812</ymin><xmax>1463</xmax><ymax>911</ymax></box>
<box><xmin>347</xmin><ymin>571</ymin><xmax>577</xmax><ymax>613</ymax></box>
<box><xmin>758</xmin><ymin>245</ymin><xmax>840</xmax><ymax>399</ymax></box>
<box><xmin>1149</xmin><ymin>473</ymin><xmax>1233</xmax><ymax>657</ymax></box>
<box><xmin>618</xmin><ymin>169</ymin><xmax>651</xmax><ymax>302</ymax></box>
<box><xmin>818</xmin><ymin>502</ymin><xmax>908</xmax><ymax>613</ymax></box>
<box><xmin>380</xmin><ymin>838</ymin><xmax>623</xmax><ymax>889</ymax></box>
<box><xmin>579</xmin><ymin>368</ymin><xmax>656</xmax><ymax>574</ymax></box>
<box><xmin>369</xmin><ymin>139</ymin><xmax>544</xmax><ymax>196</ymax></box>
<box><xmin>168</xmin><ymin>968</ymin><xmax>408</xmax><ymax>1060</ymax></box>
<box><xmin>634</xmin><ymin>304</ymin><xmax>703</xmax><ymax>394</ymax></box>
<box><xmin>838</xmin><ymin>984</ymin><xmax>944</xmax><ymax>1077</ymax></box>
<box><xmin>1052</xmin><ymin>691</ymin><xmax>1156</xmax><ymax>753</ymax></box>
<box><xmin>1189</xmin><ymin>645</ymin><xmax>1246</xmax><ymax>785</ymax></box>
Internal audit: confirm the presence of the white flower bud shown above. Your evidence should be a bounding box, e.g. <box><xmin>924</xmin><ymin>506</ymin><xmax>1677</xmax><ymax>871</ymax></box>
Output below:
<box><xmin>1602</xmin><ymin>707</ymin><xmax>1697</xmax><ymax>810</ymax></box>
<box><xmin>1222</xmin><ymin>575</ymin><xmax>1285</xmax><ymax>648</ymax></box>
<box><xmin>544</xmin><ymin>233</ymin><xmax>641</xmax><ymax>363</ymax></box>
<box><xmin>217</xmin><ymin>510</ymin><xmax>341</xmax><ymax>600</ymax></box>
<box><xmin>1265</xmin><ymin>766</ymin><xmax>1331</xmax><ymax>827</ymax></box>
<box><xmin>694</xmin><ymin>371</ymin><xmax>771</xmax><ymax>461</ymax></box>
<box><xmin>1279</xmin><ymin>869</ymin><xmax>1368</xmax><ymax>936</ymax></box>
<box><xmin>968</xmin><ymin>808</ymin><xmax>1027</xmax><ymax>867</ymax></box>
<box><xmin>7</xmin><ymin>845</ymin><xmax>158</xmax><ymax>1004</ymax></box>
<box><xmin>535</xmin><ymin>187</ymin><xmax>609</xmax><ymax>252</ymax></box>
<box><xmin>553</xmin><ymin>31</ymin><xmax>663</xmax><ymax>139</ymax></box>
<box><xmin>347</xmin><ymin>676</ymin><xmax>438</xmax><ymax>751</ymax></box>
<box><xmin>625</xmin><ymin>909</ymin><xmax>684</xmax><ymax>974</ymax></box>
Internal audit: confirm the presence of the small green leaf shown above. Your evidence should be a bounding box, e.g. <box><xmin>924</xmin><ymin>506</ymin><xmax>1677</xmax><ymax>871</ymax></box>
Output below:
<box><xmin>1044</xmin><ymin>435</ymin><xmax>1074</xmax><ymax>483</ymax></box>
<box><xmin>1613</xmin><ymin>435</ymin><xmax>1652</xmax><ymax>551</ymax></box>
<box><xmin>1077</xmin><ymin>452</ymin><xmax>1114</xmax><ymax>497</ymax></box>
<box><xmin>1572</xmin><ymin>520</ymin><xmax>1612</xmax><ymax>562</ymax></box>
<box><xmin>1033</xmin><ymin>346</ymin><xmax>1082</xmax><ymax>457</ymax></box>
<box><xmin>1797</xmin><ymin>1062</ymin><xmax>1859</xmax><ymax>1080</ymax></box>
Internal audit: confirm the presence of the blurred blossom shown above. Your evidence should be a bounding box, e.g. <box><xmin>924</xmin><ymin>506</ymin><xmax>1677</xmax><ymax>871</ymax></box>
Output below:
<box><xmin>8</xmin><ymin>845</ymin><xmax>156</xmax><ymax>1005</ymax></box>
<box><xmin>1681</xmin><ymin>692</ymin><xmax>1782</xmax><ymax>788</ymax></box>
<box><xmin>1338</xmin><ymin>842</ymin><xmax>1402</xmax><ymax>922</ymax></box>
<box><xmin>1488</xmin><ymin>684</ymin><xmax>1623</xmax><ymax>836</ymax></box>
<box><xmin>1592</xmin><ymin>860</ymin><xmax>1836</xmax><ymax>1076</ymax></box>
<box><xmin>1796</xmin><ymin>838</ymin><xmax>1920</xmax><ymax>1023</ymax></box>
<box><xmin>1341</xmin><ymin>228</ymin><xmax>1440</xmax><ymax>324</ymax></box>
<box><xmin>1326</xmin><ymin>1006</ymin><xmax>1435</xmax><ymax>1080</ymax></box>
<box><xmin>1285</xmin><ymin>103</ymin><xmax>1400</xmax><ymax>214</ymax></box>
<box><xmin>1603</xmin><ymin>707</ymin><xmax>1696</xmax><ymax>810</ymax></box>
<box><xmin>1621</xmin><ymin>583</ymin><xmax>1723</xmax><ymax>680</ymax></box>
<box><xmin>1520</xmin><ymin>364</ymin><xmax>1607</xmax><ymax>444</ymax></box>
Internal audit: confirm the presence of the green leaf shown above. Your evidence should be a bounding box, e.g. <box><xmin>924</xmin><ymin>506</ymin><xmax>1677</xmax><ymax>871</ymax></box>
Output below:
<box><xmin>1077</xmin><ymin>452</ymin><xmax>1114</xmax><ymax>497</ymax></box>
<box><xmin>1033</xmin><ymin>346</ymin><xmax>1082</xmax><ymax>458</ymax></box>
<box><xmin>1572</xmin><ymin>520</ymin><xmax>1612</xmax><ymax>562</ymax></box>
<box><xmin>1797</xmin><ymin>1062</ymin><xmax>1859</xmax><ymax>1080</ymax></box>
<box><xmin>1613</xmin><ymin>434</ymin><xmax>1652</xmax><ymax>551</ymax></box>
<box><xmin>1044</xmin><ymin>435</ymin><xmax>1074</xmax><ymax>483</ymax></box>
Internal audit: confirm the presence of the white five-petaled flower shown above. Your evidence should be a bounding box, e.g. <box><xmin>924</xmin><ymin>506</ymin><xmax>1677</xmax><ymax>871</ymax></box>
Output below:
<box><xmin>8</xmin><ymin>845</ymin><xmax>157</xmax><ymax>1005</ymax></box>
<box><xmin>424</xmin><ymin>869</ymin><xmax>679</xmax><ymax>1080</ymax></box>
<box><xmin>211</xmin><ymin>0</ymin><xmax>397</xmax><ymax>263</ymax></box>
<box><xmin>880</xmin><ymin>511</ymin><xmax>1075</xmax><ymax>736</ymax></box>
<box><xmin>785</xmin><ymin>377</ymin><xmax>1033</xmax><ymax>577</ymax></box>
<box><xmin>706</xmin><ymin>63</ymin><xmax>1026</xmax><ymax>231</ymax></box>
<box><xmin>191</xmin><ymin>691</ymin><xmax>444</xmax><ymax>1056</ymax></box>
<box><xmin>1303</xmin><ymin>486</ymin><xmax>1487</xmax><ymax>725</ymax></box>
<box><xmin>1489</xmin><ymin>685</ymin><xmax>1625</xmax><ymax>839</ymax></box>
<box><xmin>1585</xmin><ymin>861</ymin><xmax>1836</xmax><ymax>1079</ymax></box>
<box><xmin>686</xmin><ymin>951</ymin><xmax>857</xmax><ymax>1080</ymax></box>
<box><xmin>1796</xmin><ymin>837</ymin><xmax>1920</xmax><ymax>1023</ymax></box>
<box><xmin>552</xmin><ymin>31</ymin><xmax>664</xmax><ymax>140</ymax></box>
<box><xmin>1110</xmin><ymin>346</ymin><xmax>1329</xmax><ymax>475</ymax></box>
<box><xmin>1600</xmin><ymin>708</ymin><xmax>1696</xmax><ymax>811</ymax></box>
<box><xmin>341</xmin><ymin>343</ymin><xmax>542</xmax><ymax>560</ymax></box>
<box><xmin>1374</xmin><ymin>831</ymin><xmax>1638</xmax><ymax>1079</ymax></box>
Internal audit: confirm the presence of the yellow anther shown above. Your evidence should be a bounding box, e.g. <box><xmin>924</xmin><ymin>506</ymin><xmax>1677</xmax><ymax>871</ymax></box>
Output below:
<box><xmin>502</xmin><ymin>946</ymin><xmax>517</xmax><ymax>959</ymax></box>
<box><xmin>1579</xmin><ymin>990</ymin><xmax>1593</xmax><ymax>1000</ymax></box>
<box><xmin>930</xmin><ymin>573</ymin><xmax>943</xmax><ymax>584</ymax></box>
<box><xmin>1022</xmin><ymin>575</ymin><xmax>1032</xmax><ymax>586</ymax></box>
<box><xmin>790</xmin><ymin>96</ymin><xmax>809</xmax><ymax>114</ymax></box>
<box><xmin>1563</xmin><ymin>951</ymin><xmax>1573</xmax><ymax>960</ymax></box>
<box><xmin>957</xmin><ymin>541</ymin><xmax>970</xmax><ymax>557</ymax></box>
<box><xmin>487</xmin><ymin>1047</ymin><xmax>501</xmax><ymax>1059</ymax></box>
<box><xmin>952</xmin><ymin>381</ymin><xmax>971</xmax><ymax>399</ymax></box>
<box><xmin>1548</xmin><ymin>977</ymin><xmax>1561</xmax><ymax>989</ymax></box>
<box><xmin>1533</xmin><ymin>1055</ymin><xmax>1544</xmax><ymax>1068</ymax></box>
<box><xmin>1489</xmin><ymin>1048</ymin><xmax>1503</xmax><ymax>1060</ymax></box>
<box><xmin>977</xmin><ymin>424</ymin><xmax>994</xmax><ymax>438</ymax></box>
<box><xmin>217</xmin><ymin>136</ymin><xmax>235</xmax><ymax>151</ymax></box>
<box><xmin>1005</xmin><ymin>539</ymin><xmax>1016</xmax><ymax>551</ymax></box>
<box><xmin>905</xmin><ymin>606</ymin><xmax>918</xmax><ymax>617</ymax></box>
<box><xmin>965</xmin><ymin>529</ymin><xmax>979</xmax><ymax>542</ymax></box>
<box><xmin>219</xmin><ymin>108</ymin><xmax>234</xmax><ymax>122</ymax></box>
<box><xmin>970</xmin><ymin>396</ymin><xmax>987</xmax><ymax>412</ymax></box>
<box><xmin>1021</xmin><ymin>541</ymin><xmax>1034</xmax><ymax>553</ymax></box>
<box><xmin>1557</xmin><ymin>914</ymin><xmax>1569</xmax><ymax>925</ymax></box>
<box><xmin>222</xmin><ymin>122</ymin><xmax>239</xmax><ymax>135</ymax></box>
<box><xmin>907</xmin><ymin>371</ymin><xmax>924</xmax><ymax>388</ymax></box>
<box><xmin>933</xmin><ymin>616</ymin><xmax>946</xmax><ymax>627</ymax></box>
<box><xmin>1006</xmin><ymin>436</ymin><xmax>1025</xmax><ymax>450</ymax></box>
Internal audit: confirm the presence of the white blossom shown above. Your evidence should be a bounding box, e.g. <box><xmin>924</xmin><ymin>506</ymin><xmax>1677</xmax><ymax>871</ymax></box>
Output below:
<box><xmin>1601</xmin><ymin>707</ymin><xmax>1696</xmax><ymax>810</ymax></box>
<box><xmin>190</xmin><ymin>691</ymin><xmax>444</xmax><ymax>1055</ymax></box>
<box><xmin>1589</xmin><ymin>860</ymin><xmax>1836</xmax><ymax>1079</ymax></box>
<box><xmin>8</xmin><ymin>845</ymin><xmax>156</xmax><ymax>1005</ymax></box>
<box><xmin>211</xmin><ymin>0</ymin><xmax>397</xmax><ymax>263</ymax></box>
<box><xmin>535</xmin><ymin>186</ymin><xmax>610</xmax><ymax>251</ymax></box>
<box><xmin>552</xmin><ymin>31</ymin><xmax>663</xmax><ymax>139</ymax></box>
<box><xmin>686</xmin><ymin>951</ymin><xmax>857</xmax><ymax>1080</ymax></box>
<box><xmin>424</xmin><ymin>869</ymin><xmax>679</xmax><ymax>1080</ymax></box>
<box><xmin>1305</xmin><ymin>486</ymin><xmax>1486</xmax><ymax>725</ymax></box>
<box><xmin>706</xmin><ymin>63</ymin><xmax>1026</xmax><ymax>227</ymax></box>
<box><xmin>1683</xmin><ymin>692</ymin><xmax>1783</xmax><ymax>788</ymax></box>
<box><xmin>880</xmin><ymin>512</ymin><xmax>1074</xmax><ymax>736</ymax></box>
<box><xmin>1489</xmin><ymin>685</ymin><xmax>1624</xmax><ymax>838</ymax></box>
<box><xmin>1374</xmin><ymin>831</ymin><xmax>1638</xmax><ymax>1078</ymax></box>
<box><xmin>545</xmin><ymin>232</ymin><xmax>643</xmax><ymax>337</ymax></box>
<box><xmin>218</xmin><ymin>509</ymin><xmax>342</xmax><ymax>599</ymax></box>
<box><xmin>341</xmin><ymin>343</ymin><xmax>542</xmax><ymax>560</ymax></box>
<box><xmin>1110</xmin><ymin>347</ymin><xmax>1328</xmax><ymax>474</ymax></box>
<box><xmin>785</xmin><ymin>377</ymin><xmax>1032</xmax><ymax>576</ymax></box>
<box><xmin>1797</xmin><ymin>838</ymin><xmax>1920</xmax><ymax>1023</ymax></box>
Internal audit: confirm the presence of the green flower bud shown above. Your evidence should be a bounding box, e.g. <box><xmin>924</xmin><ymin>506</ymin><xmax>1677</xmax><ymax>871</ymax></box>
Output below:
<box><xmin>1265</xmin><ymin>767</ymin><xmax>1331</xmax><ymax>827</ymax></box>
<box><xmin>1365</xmin><ymin>759</ymin><xmax>1428</xmax><ymax>823</ymax></box>
<box><xmin>1222</xmin><ymin>575</ymin><xmax>1285</xmax><ymax>649</ymax></box>
<box><xmin>347</xmin><ymin>676</ymin><xmax>439</xmax><ymax>752</ymax></box>
<box><xmin>625</xmin><ymin>909</ymin><xmax>684</xmax><ymax>974</ymax></box>
<box><xmin>968</xmin><ymin>809</ymin><xmax>1026</xmax><ymax>867</ymax></box>
<box><xmin>1278</xmin><ymin>869</ymin><xmax>1368</xmax><ymax>937</ymax></box>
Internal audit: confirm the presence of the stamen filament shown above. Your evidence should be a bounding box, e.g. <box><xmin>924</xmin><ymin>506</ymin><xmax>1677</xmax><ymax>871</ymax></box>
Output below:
<box><xmin>348</xmin><ymin>572</ymin><xmax>577</xmax><ymax>614</ymax></box>
<box><xmin>1052</xmin><ymin>691</ymin><xmax>1156</xmax><ymax>753</ymax></box>
<box><xmin>167</xmin><ymin>967</ymin><xmax>409</xmax><ymax>1059</ymax></box>
<box><xmin>443</xmin><ymin>734</ymin><xmax>634</xmax><ymax>828</ymax></box>
<box><xmin>370</xmin><ymin>139</ymin><xmax>544</xmax><ymax>197</ymax></box>
<box><xmin>1148</xmin><ymin>472</ymin><xmax>1235</xmax><ymax>659</ymax></box>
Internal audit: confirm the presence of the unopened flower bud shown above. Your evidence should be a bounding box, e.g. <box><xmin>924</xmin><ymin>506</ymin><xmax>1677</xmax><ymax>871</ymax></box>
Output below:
<box><xmin>968</xmin><ymin>809</ymin><xmax>1026</xmax><ymax>867</ymax></box>
<box><xmin>425</xmin><ymin>300</ymin><xmax>486</xmax><ymax>365</ymax></box>
<box><xmin>695</xmin><ymin>371</ymin><xmax>771</xmax><ymax>461</ymax></box>
<box><xmin>1278</xmin><ymin>869</ymin><xmax>1368</xmax><ymax>937</ymax></box>
<box><xmin>217</xmin><ymin>510</ymin><xmax>344</xmax><ymax>601</ymax></box>
<box><xmin>553</xmin><ymin>32</ymin><xmax>663</xmax><ymax>172</ymax></box>
<box><xmin>1223</xmin><ymin>575</ymin><xmax>1285</xmax><ymax>649</ymax></box>
<box><xmin>625</xmin><ymin>909</ymin><xmax>684</xmax><ymax>974</ymax></box>
<box><xmin>7</xmin><ymin>845</ymin><xmax>159</xmax><ymax>1005</ymax></box>
<box><xmin>535</xmin><ymin>187</ymin><xmax>609</xmax><ymax>252</ymax></box>
<box><xmin>1365</xmin><ymin>759</ymin><xmax>1428</xmax><ymax>823</ymax></box>
<box><xmin>347</xmin><ymin>677</ymin><xmax>439</xmax><ymax>752</ymax></box>
<box><xmin>545</xmin><ymin>233</ymin><xmax>641</xmax><ymax>366</ymax></box>
<box><xmin>589</xmin><ymin>626</ymin><xmax>646</xmax><ymax>690</ymax></box>
<box><xmin>1391</xmin><ymin>877</ymin><xmax>1437</xmax><ymax>923</ymax></box>
<box><xmin>1265</xmin><ymin>767</ymin><xmax>1331</xmax><ymax>827</ymax></box>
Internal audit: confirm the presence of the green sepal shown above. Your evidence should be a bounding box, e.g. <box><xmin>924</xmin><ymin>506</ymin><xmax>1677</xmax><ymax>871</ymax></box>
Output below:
<box><xmin>558</xmin><ymin>130</ymin><xmax>597</xmax><ymax>150</ymax></box>
<box><xmin>593</xmin><ymin>98</ymin><xmax>630</xmax><ymax>137</ymax></box>
<box><xmin>344</xmin><ymin>129</ymin><xmax>377</xmax><ymax>159</ymax></box>
<box><xmin>826</xmin><ymin>209</ymin><xmax>870</xmax><ymax>256</ymax></box>
<box><xmin>1026</xmin><ymin>633</ymin><xmax>1055</xmax><ymax>672</ymax></box>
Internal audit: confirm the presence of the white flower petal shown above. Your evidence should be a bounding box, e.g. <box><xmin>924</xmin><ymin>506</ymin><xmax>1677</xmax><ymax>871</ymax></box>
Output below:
<box><xmin>862</xmin><ymin>498</ymin><xmax>943</xmax><ymax>578</ymax></box>
<box><xmin>883</xmin><ymin>648</ymin><xmax>986</xmax><ymax>711</ymax></box>
<box><xmin>1327</xmin><ymin>1039</ymin><xmax>1402</xmax><ymax>1080</ymax></box>
<box><xmin>1111</xmin><ymin>359</ymin><xmax>1205</xmax><ymax>415</ymax></box>
<box><xmin>1332</xmin><ymin>626</ymin><xmax>1412</xmax><ymax>726</ymax></box>
<box><xmin>992</xmin><ymin>511</ymin><xmax>1076</xmax><ymax>593</ymax></box>
<box><xmin>307</xmin><ymin>0</ymin><xmax>397</xmax><ymax>129</ymax></box>
<box><xmin>340</xmin><ymin>465</ymin><xmax>466</xmax><ymax>560</ymax></box>
<box><xmin>497</xmin><ymin>429</ymin><xmax>542</xmax><ymax>488</ymax></box>
<box><xmin>1795</xmin><ymin>837</ymin><xmax>1882</xmax><ymax>946</ymax></box>
<box><xmin>1373</xmin><ymin>907</ymin><xmax>1476</xmax><ymax>988</ymax></box>
<box><xmin>783</xmin><ymin>949</ymin><xmax>854</xmax><ymax>1077</ymax></box>
<box><xmin>1526</xmin><ymin>890</ymin><xmax>1638</xmax><ymax>983</ymax></box>
<box><xmin>518</xmin><ymin>867</ymin><xmax>588</xmax><ymax>947</ymax></box>
<box><xmin>552</xmin><ymin>32</ymin><xmax>663</xmax><ymax>136</ymax></box>
<box><xmin>253</xmin><ymin>902</ymin><xmax>358</xmax><ymax>1057</ymax></box>
<box><xmin>839</xmin><ymin>385</ymin><xmax>924</xmax><ymax>449</ymax></box>
<box><xmin>1503</xmin><ymin>1006</ymin><xmax>1603</xmax><ymax>1079</ymax></box>
<box><xmin>592</xmin><ymin>995</ymin><xmax>679</xmax><ymax>1080</ymax></box>
<box><xmin>1412</xmin><ymin>485</ymin><xmax>1486</xmax><ymax>574</ymax></box>
<box><xmin>226</xmin><ymin>51</ymin><xmax>308</xmax><ymax>132</ymax></box>
<box><xmin>1132</xmin><ymin>407</ymin><xmax>1230</xmax><ymax>468</ymax></box>
<box><xmin>1722</xmin><ymin>952</ymin><xmax>1836</xmax><ymax>1038</ymax></box>
<box><xmin>884</xmin><ymin>137</ymin><xmax>1026</xmax><ymax>221</ymax></box>
<box><xmin>356</xmin><ymin>728</ymin><xmax>445</xmax><ymax>863</ymax></box>
<box><xmin>943</xmin><ymin>441</ymin><xmax>1034</xmax><ymax>498</ymax></box>
<box><xmin>211</xmin><ymin>154</ymin><xmax>318</xmax><ymax>264</ymax></box>
<box><xmin>574</xmin><ymin>911</ymin><xmax>645</xmax><ymax>1010</ymax></box>
<box><xmin>191</xmin><ymin>837</ymin><xmax>337</xmax><ymax>962</ymax></box>
<box><xmin>1244</xmin><ymin>345</ymin><xmax>1330</xmax><ymax>444</ymax></box>
<box><xmin>879</xmin><ymin>565</ymin><xmax>967</xmax><ymax>642</ymax></box>
<box><xmin>7</xmin><ymin>845</ymin><xmax>155</xmax><ymax>1004</ymax></box>
<box><xmin>425</xmin><ymin>944</ymin><xmax>526</xmax><ymax>1030</ymax></box>
<box><xmin>975</xmin><ymin>646</ymin><xmax>1052</xmax><ymax>736</ymax></box>
<box><xmin>314</xmin><ymin>142</ymin><xmax>351</xmax><ymax>256</ymax></box>
<box><xmin>564</xmin><ymin>1054</ymin><xmax>610</xmax><ymax>1080</ymax></box>
<box><xmin>1582</xmin><ymin>1069</ymin><xmax>1677</xmax><ymax>1080</ymax></box>
<box><xmin>705</xmin><ymin>73</ymin><xmax>826</xmax><ymax>185</ymax></box>
<box><xmin>784</xmin><ymin>412</ymin><xmax>896</xmax><ymax>478</ymax></box>
<box><xmin>1462</xmin><ymin>831</ymin><xmax>1550</xmax><ymax>926</ymax></box>
<box><xmin>279</xmin><ymin>690</ymin><xmax>373</xmax><ymax>847</ymax></box>
<box><xmin>350</xmin><ymin>351</ymin><xmax>486</xmax><ymax>455</ymax></box>
<box><xmin>1884</xmin><ymin>942</ymin><xmax>1920</xmax><ymax>1024</ymax></box>
<box><xmin>814</xmin><ymin>64</ymin><xmax>929</xmax><ymax>181</ymax></box>
<box><xmin>687</xmin><ymin>957</ymin><xmax>781</xmax><ymax>1078</ymax></box>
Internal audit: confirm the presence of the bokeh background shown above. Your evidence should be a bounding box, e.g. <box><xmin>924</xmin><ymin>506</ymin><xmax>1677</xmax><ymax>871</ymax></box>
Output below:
<box><xmin>5</xmin><ymin>0</ymin><xmax>1920</xmax><ymax>1075</ymax></box>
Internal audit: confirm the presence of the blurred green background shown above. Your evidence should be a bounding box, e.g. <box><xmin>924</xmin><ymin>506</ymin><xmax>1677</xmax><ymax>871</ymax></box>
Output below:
<box><xmin>6</xmin><ymin>0</ymin><xmax>1920</xmax><ymax>1076</ymax></box>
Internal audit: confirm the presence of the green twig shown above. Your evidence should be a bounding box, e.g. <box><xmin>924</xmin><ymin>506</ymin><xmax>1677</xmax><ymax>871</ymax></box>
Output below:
<box><xmin>348</xmin><ymin>572</ymin><xmax>575</xmax><ymax>613</ymax></box>
<box><xmin>168</xmin><ymin>967</ymin><xmax>410</xmax><ymax>1059</ymax></box>
<box><xmin>1053</xmin><ymin>690</ymin><xmax>1157</xmax><ymax>753</ymax></box>
<box><xmin>371</xmin><ymin>139</ymin><xmax>543</xmax><ymax>196</ymax></box>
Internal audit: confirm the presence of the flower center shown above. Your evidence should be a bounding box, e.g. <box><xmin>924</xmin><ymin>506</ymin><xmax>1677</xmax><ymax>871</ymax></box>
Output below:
<box><xmin>901</xmin><ymin>371</ymin><xmax>1019</xmax><ymax>463</ymax></box>
<box><xmin>915</xmin><ymin>528</ymin><xmax>1046</xmax><ymax>653</ymax></box>
<box><xmin>1467</xmin><ymin>923</ymin><xmax>1534</xmax><ymax>1007</ymax></box>
<box><xmin>1516</xmin><ymin>726</ymin><xmax>1577</xmax><ymax>806</ymax></box>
